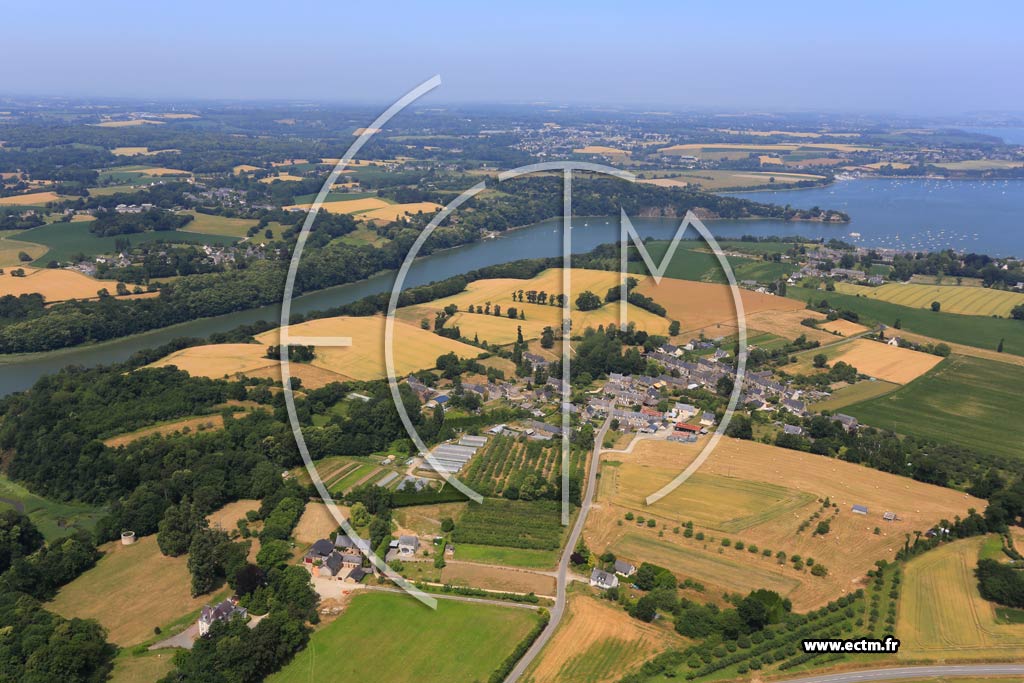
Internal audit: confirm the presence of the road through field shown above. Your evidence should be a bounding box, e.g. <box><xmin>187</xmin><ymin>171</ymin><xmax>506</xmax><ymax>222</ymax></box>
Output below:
<box><xmin>505</xmin><ymin>415</ymin><xmax>612</xmax><ymax>683</ymax></box>
<box><xmin>777</xmin><ymin>664</ymin><xmax>1024</xmax><ymax>683</ymax></box>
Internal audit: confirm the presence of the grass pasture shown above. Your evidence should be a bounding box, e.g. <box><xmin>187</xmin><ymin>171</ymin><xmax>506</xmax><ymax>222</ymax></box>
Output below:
<box><xmin>16</xmin><ymin>219</ymin><xmax>237</xmax><ymax>266</ymax></box>
<box><xmin>179</xmin><ymin>211</ymin><xmax>258</xmax><ymax>238</ymax></box>
<box><xmin>109</xmin><ymin>652</ymin><xmax>176</xmax><ymax>683</ymax></box>
<box><xmin>48</xmin><ymin>535</ymin><xmax>214</xmax><ymax>646</ymax></box>
<box><xmin>836</xmin><ymin>281</ymin><xmax>1024</xmax><ymax>318</ymax></box>
<box><xmin>588</xmin><ymin>436</ymin><xmax>982</xmax><ymax>609</ymax></box>
<box><xmin>269</xmin><ymin>592</ymin><xmax>539</xmax><ymax>683</ymax></box>
<box><xmin>0</xmin><ymin>233</ymin><xmax>47</xmax><ymax>266</ymax></box>
<box><xmin>844</xmin><ymin>354</ymin><xmax>1024</xmax><ymax>460</ymax></box>
<box><xmin>453</xmin><ymin>543</ymin><xmax>560</xmax><ymax>569</ymax></box>
<box><xmin>898</xmin><ymin>536</ymin><xmax>1024</xmax><ymax>660</ymax></box>
<box><xmin>0</xmin><ymin>475</ymin><xmax>105</xmax><ymax>541</ymax></box>
<box><xmin>813</xmin><ymin>379</ymin><xmax>901</xmax><ymax>411</ymax></box>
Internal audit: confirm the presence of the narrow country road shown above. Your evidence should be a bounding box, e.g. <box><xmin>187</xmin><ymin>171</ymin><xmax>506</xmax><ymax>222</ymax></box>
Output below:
<box><xmin>504</xmin><ymin>415</ymin><xmax>612</xmax><ymax>682</ymax></box>
<box><xmin>776</xmin><ymin>664</ymin><xmax>1024</xmax><ymax>683</ymax></box>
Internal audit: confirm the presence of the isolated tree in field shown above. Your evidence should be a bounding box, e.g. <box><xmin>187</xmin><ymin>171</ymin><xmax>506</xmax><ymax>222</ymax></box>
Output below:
<box><xmin>812</xmin><ymin>353</ymin><xmax>828</xmax><ymax>368</ymax></box>
<box><xmin>575</xmin><ymin>290</ymin><xmax>602</xmax><ymax>311</ymax></box>
<box><xmin>540</xmin><ymin>326</ymin><xmax>555</xmax><ymax>349</ymax></box>
<box><xmin>17</xmin><ymin>251</ymin><xmax>31</xmax><ymax>262</ymax></box>
<box><xmin>931</xmin><ymin>301</ymin><xmax>941</xmax><ymax>312</ymax></box>
<box><xmin>998</xmin><ymin>338</ymin><xmax>1005</xmax><ymax>353</ymax></box>
<box><xmin>669</xmin><ymin>320</ymin><xmax>680</xmax><ymax>336</ymax></box>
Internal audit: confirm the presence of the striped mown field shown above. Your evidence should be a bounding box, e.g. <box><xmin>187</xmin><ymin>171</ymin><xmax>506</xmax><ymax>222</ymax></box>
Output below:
<box><xmin>836</xmin><ymin>281</ymin><xmax>1024</xmax><ymax>317</ymax></box>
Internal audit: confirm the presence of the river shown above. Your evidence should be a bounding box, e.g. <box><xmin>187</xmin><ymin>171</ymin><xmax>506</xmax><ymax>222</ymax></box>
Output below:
<box><xmin>2</xmin><ymin>177</ymin><xmax>1023</xmax><ymax>396</ymax></box>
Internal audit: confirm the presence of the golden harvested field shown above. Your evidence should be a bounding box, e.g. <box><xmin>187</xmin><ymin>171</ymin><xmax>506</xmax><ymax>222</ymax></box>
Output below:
<box><xmin>260</xmin><ymin>173</ymin><xmax>305</xmax><ymax>183</ymax></box>
<box><xmin>743</xmin><ymin>308</ymin><xmax>837</xmax><ymax>344</ymax></box>
<box><xmin>137</xmin><ymin>167</ymin><xmax>191</xmax><ymax>177</ymax></box>
<box><xmin>48</xmin><ymin>535</ymin><xmax>211</xmax><ymax>646</ymax></box>
<box><xmin>609</xmin><ymin>469</ymin><xmax>816</xmax><ymax>533</ymax></box>
<box><xmin>836</xmin><ymin>281</ymin><xmax>1024</xmax><ymax>317</ymax></box>
<box><xmin>111</xmin><ymin>147</ymin><xmax>178</xmax><ymax>156</ymax></box>
<box><xmin>152</xmin><ymin>343</ymin><xmax>279</xmax><ymax>377</ymax></box>
<box><xmin>256</xmin><ymin>315</ymin><xmax>482</xmax><ymax>381</ymax></box>
<box><xmin>895</xmin><ymin>329</ymin><xmax>1024</xmax><ymax>368</ymax></box>
<box><xmin>898</xmin><ymin>536</ymin><xmax>1024</xmax><ymax>660</ymax></box>
<box><xmin>232</xmin><ymin>164</ymin><xmax>262</xmax><ymax>174</ymax></box>
<box><xmin>206</xmin><ymin>499</ymin><xmax>260</xmax><ymax>532</ymax></box>
<box><xmin>0</xmin><ymin>191</ymin><xmax>60</xmax><ymax>206</ymax></box>
<box><xmin>0</xmin><ymin>267</ymin><xmax>125</xmax><ymax>301</ymax></box>
<box><xmin>292</xmin><ymin>502</ymin><xmax>345</xmax><ymax>546</ymax></box>
<box><xmin>819</xmin><ymin>318</ymin><xmax>869</xmax><ymax>336</ymax></box>
<box><xmin>441</xmin><ymin>563</ymin><xmax>556</xmax><ymax>596</ymax></box>
<box><xmin>574</xmin><ymin>145</ymin><xmax>630</xmax><ymax>156</ymax></box>
<box><xmin>829</xmin><ymin>338</ymin><xmax>944</xmax><ymax>384</ymax></box>
<box><xmin>352</xmin><ymin>127</ymin><xmax>382</xmax><ymax>135</ymax></box>
<box><xmin>398</xmin><ymin>268</ymin><xmax>671</xmax><ymax>345</ymax></box>
<box><xmin>634</xmin><ymin>276</ymin><xmax>805</xmax><ymax>334</ymax></box>
<box><xmin>0</xmin><ymin>235</ymin><xmax>47</xmax><ymax>266</ymax></box>
<box><xmin>527</xmin><ymin>594</ymin><xmax>684</xmax><ymax>683</ymax></box>
<box><xmin>284</xmin><ymin>197</ymin><xmax>390</xmax><ymax>213</ymax></box>
<box><xmin>587</xmin><ymin>436</ymin><xmax>982</xmax><ymax>610</ymax></box>
<box><xmin>103</xmin><ymin>414</ymin><xmax>229</xmax><ymax>447</ymax></box>
<box><xmin>359</xmin><ymin>201</ymin><xmax>443</xmax><ymax>222</ymax></box>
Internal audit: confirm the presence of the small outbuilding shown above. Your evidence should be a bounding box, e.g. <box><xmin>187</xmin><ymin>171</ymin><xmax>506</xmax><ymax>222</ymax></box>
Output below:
<box><xmin>851</xmin><ymin>504</ymin><xmax>868</xmax><ymax>515</ymax></box>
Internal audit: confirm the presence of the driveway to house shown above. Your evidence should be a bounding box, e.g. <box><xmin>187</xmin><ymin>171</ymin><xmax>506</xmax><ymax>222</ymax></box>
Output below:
<box><xmin>149</xmin><ymin>624</ymin><xmax>199</xmax><ymax>651</ymax></box>
<box><xmin>504</xmin><ymin>415</ymin><xmax>612</xmax><ymax>682</ymax></box>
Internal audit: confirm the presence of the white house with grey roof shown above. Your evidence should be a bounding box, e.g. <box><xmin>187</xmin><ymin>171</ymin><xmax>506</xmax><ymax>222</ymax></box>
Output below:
<box><xmin>590</xmin><ymin>568</ymin><xmax>619</xmax><ymax>590</ymax></box>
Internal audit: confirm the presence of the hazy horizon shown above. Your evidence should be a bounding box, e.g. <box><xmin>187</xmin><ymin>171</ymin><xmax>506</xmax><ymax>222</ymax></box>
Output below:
<box><xmin>2</xmin><ymin>1</ymin><xmax>1022</xmax><ymax>115</ymax></box>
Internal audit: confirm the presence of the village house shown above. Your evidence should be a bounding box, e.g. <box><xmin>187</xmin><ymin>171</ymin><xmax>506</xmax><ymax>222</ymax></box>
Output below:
<box><xmin>614</xmin><ymin>560</ymin><xmax>636</xmax><ymax>577</ymax></box>
<box><xmin>198</xmin><ymin>598</ymin><xmax>247</xmax><ymax>637</ymax></box>
<box><xmin>590</xmin><ymin>568</ymin><xmax>619</xmax><ymax>590</ymax></box>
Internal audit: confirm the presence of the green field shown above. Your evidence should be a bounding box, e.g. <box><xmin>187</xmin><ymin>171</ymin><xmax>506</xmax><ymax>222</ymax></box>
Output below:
<box><xmin>291</xmin><ymin>190</ymin><xmax>378</xmax><ymax>204</ymax></box>
<box><xmin>269</xmin><ymin>592</ymin><xmax>539</xmax><ymax>683</ymax></box>
<box><xmin>789</xmin><ymin>287</ymin><xmax>1024</xmax><ymax>356</ymax></box>
<box><xmin>0</xmin><ymin>475</ymin><xmax>105</xmax><ymax>541</ymax></box>
<box><xmin>812</xmin><ymin>379</ymin><xmax>900</xmax><ymax>412</ymax></box>
<box><xmin>16</xmin><ymin>220</ymin><xmax>238</xmax><ymax>265</ymax></box>
<box><xmin>844</xmin><ymin>355</ymin><xmax>1024</xmax><ymax>459</ymax></box>
<box><xmin>454</xmin><ymin>543</ymin><xmax>560</xmax><ymax>569</ymax></box>
<box><xmin>627</xmin><ymin>240</ymin><xmax>796</xmax><ymax>284</ymax></box>
<box><xmin>179</xmin><ymin>211</ymin><xmax>258</xmax><ymax>238</ymax></box>
<box><xmin>327</xmin><ymin>462</ymin><xmax>377</xmax><ymax>494</ymax></box>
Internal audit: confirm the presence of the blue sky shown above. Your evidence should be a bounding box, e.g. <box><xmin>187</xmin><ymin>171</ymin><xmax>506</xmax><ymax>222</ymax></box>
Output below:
<box><xmin>2</xmin><ymin>1</ymin><xmax>1021</xmax><ymax>113</ymax></box>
